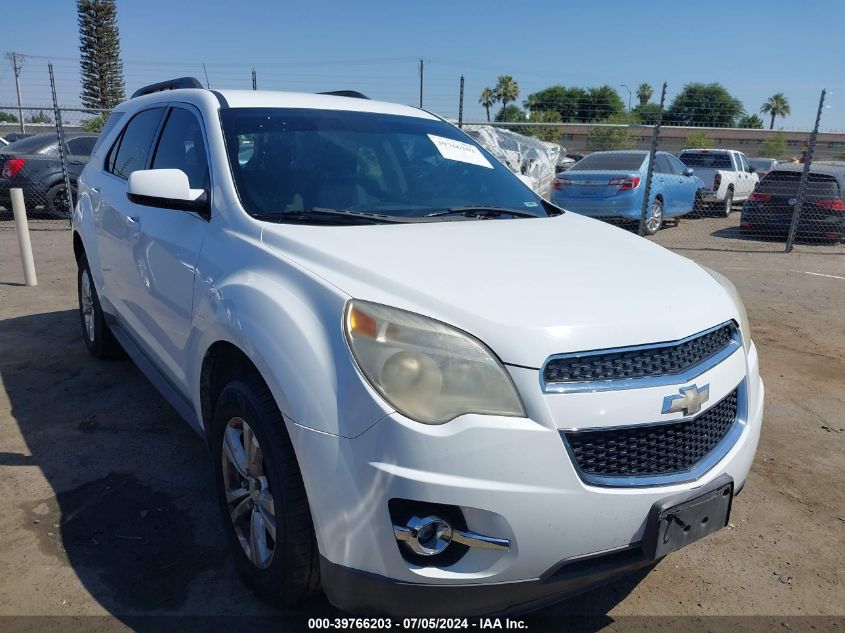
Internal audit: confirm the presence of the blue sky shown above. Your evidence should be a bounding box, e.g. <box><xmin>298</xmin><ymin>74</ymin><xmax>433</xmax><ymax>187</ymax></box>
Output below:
<box><xmin>2</xmin><ymin>0</ymin><xmax>843</xmax><ymax>130</ymax></box>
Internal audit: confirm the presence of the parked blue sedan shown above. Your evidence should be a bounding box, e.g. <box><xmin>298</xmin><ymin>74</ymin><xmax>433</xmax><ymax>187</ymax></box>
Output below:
<box><xmin>550</xmin><ymin>150</ymin><xmax>704</xmax><ymax>234</ymax></box>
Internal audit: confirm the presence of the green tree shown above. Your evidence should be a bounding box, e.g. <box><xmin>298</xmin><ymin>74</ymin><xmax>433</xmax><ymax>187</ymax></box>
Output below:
<box><xmin>78</xmin><ymin>0</ymin><xmax>126</xmax><ymax>111</ymax></box>
<box><xmin>479</xmin><ymin>87</ymin><xmax>495</xmax><ymax>123</ymax></box>
<box><xmin>81</xmin><ymin>113</ymin><xmax>108</xmax><ymax>133</ymax></box>
<box><xmin>25</xmin><ymin>110</ymin><xmax>51</xmax><ymax>124</ymax></box>
<box><xmin>737</xmin><ymin>114</ymin><xmax>764</xmax><ymax>129</ymax></box>
<box><xmin>493</xmin><ymin>75</ymin><xmax>520</xmax><ymax>111</ymax></box>
<box><xmin>495</xmin><ymin>104</ymin><xmax>526</xmax><ymax>123</ymax></box>
<box><xmin>684</xmin><ymin>130</ymin><xmax>715</xmax><ymax>149</ymax></box>
<box><xmin>583</xmin><ymin>86</ymin><xmax>625</xmax><ymax>122</ymax></box>
<box><xmin>636</xmin><ymin>82</ymin><xmax>653</xmax><ymax>106</ymax></box>
<box><xmin>0</xmin><ymin>112</ymin><xmax>18</xmax><ymax>123</ymax></box>
<box><xmin>760</xmin><ymin>93</ymin><xmax>791</xmax><ymax>130</ymax></box>
<box><xmin>587</xmin><ymin>113</ymin><xmax>637</xmax><ymax>151</ymax></box>
<box><xmin>632</xmin><ymin>103</ymin><xmax>662</xmax><ymax>125</ymax></box>
<box><xmin>758</xmin><ymin>133</ymin><xmax>788</xmax><ymax>158</ymax></box>
<box><xmin>524</xmin><ymin>85</ymin><xmax>587</xmax><ymax>122</ymax></box>
<box><xmin>665</xmin><ymin>83</ymin><xmax>743</xmax><ymax>127</ymax></box>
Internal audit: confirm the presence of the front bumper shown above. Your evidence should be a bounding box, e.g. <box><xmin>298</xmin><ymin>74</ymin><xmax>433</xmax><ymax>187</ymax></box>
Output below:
<box><xmin>321</xmin><ymin>475</ymin><xmax>737</xmax><ymax>616</ymax></box>
<box><xmin>288</xmin><ymin>345</ymin><xmax>763</xmax><ymax>615</ymax></box>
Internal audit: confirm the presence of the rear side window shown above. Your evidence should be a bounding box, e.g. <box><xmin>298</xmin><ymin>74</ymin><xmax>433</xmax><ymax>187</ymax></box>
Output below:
<box><xmin>654</xmin><ymin>155</ymin><xmax>673</xmax><ymax>174</ymax></box>
<box><xmin>758</xmin><ymin>171</ymin><xmax>841</xmax><ymax>198</ymax></box>
<box><xmin>569</xmin><ymin>153</ymin><xmax>646</xmax><ymax>171</ymax></box>
<box><xmin>67</xmin><ymin>136</ymin><xmax>97</xmax><ymax>156</ymax></box>
<box><xmin>679</xmin><ymin>152</ymin><xmax>732</xmax><ymax>169</ymax></box>
<box><xmin>150</xmin><ymin>108</ymin><xmax>209</xmax><ymax>190</ymax></box>
<box><xmin>108</xmin><ymin>107</ymin><xmax>166</xmax><ymax>179</ymax></box>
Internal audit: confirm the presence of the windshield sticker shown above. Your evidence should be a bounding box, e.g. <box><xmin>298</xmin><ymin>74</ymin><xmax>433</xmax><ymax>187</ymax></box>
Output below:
<box><xmin>523</xmin><ymin>201</ymin><xmax>539</xmax><ymax>207</ymax></box>
<box><xmin>427</xmin><ymin>134</ymin><xmax>493</xmax><ymax>169</ymax></box>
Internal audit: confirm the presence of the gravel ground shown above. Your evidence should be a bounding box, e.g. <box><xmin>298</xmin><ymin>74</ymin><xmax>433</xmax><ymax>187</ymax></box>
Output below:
<box><xmin>0</xmin><ymin>218</ymin><xmax>843</xmax><ymax>630</ymax></box>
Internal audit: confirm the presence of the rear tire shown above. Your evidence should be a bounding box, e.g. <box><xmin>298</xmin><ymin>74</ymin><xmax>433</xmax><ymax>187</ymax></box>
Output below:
<box><xmin>719</xmin><ymin>188</ymin><xmax>734</xmax><ymax>218</ymax></box>
<box><xmin>46</xmin><ymin>182</ymin><xmax>76</xmax><ymax>217</ymax></box>
<box><xmin>211</xmin><ymin>375</ymin><xmax>320</xmax><ymax>606</ymax></box>
<box><xmin>643</xmin><ymin>198</ymin><xmax>663</xmax><ymax>235</ymax></box>
<box><xmin>77</xmin><ymin>255</ymin><xmax>121</xmax><ymax>359</ymax></box>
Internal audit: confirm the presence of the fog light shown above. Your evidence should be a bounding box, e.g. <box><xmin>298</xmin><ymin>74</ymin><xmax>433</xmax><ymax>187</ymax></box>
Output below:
<box><xmin>393</xmin><ymin>515</ymin><xmax>511</xmax><ymax>556</ymax></box>
<box><xmin>394</xmin><ymin>515</ymin><xmax>452</xmax><ymax>556</ymax></box>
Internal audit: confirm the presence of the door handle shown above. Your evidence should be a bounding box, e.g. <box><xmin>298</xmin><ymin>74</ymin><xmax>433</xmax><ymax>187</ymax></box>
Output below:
<box><xmin>126</xmin><ymin>215</ymin><xmax>141</xmax><ymax>227</ymax></box>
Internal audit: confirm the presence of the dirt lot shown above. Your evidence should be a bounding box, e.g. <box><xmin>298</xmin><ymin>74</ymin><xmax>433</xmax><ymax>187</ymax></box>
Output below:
<box><xmin>0</xmin><ymin>220</ymin><xmax>843</xmax><ymax>629</ymax></box>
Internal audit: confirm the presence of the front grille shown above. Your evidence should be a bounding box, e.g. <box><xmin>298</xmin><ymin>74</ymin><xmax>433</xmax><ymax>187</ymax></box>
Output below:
<box><xmin>564</xmin><ymin>388</ymin><xmax>738</xmax><ymax>479</ymax></box>
<box><xmin>544</xmin><ymin>322</ymin><xmax>737</xmax><ymax>385</ymax></box>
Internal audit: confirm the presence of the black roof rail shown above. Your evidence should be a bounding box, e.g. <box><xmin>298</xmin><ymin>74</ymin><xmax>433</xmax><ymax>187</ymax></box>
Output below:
<box><xmin>318</xmin><ymin>90</ymin><xmax>370</xmax><ymax>100</ymax></box>
<box><xmin>131</xmin><ymin>77</ymin><xmax>204</xmax><ymax>99</ymax></box>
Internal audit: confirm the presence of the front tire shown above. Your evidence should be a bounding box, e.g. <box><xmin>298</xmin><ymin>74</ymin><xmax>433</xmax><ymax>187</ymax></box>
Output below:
<box><xmin>719</xmin><ymin>188</ymin><xmax>734</xmax><ymax>217</ymax></box>
<box><xmin>77</xmin><ymin>256</ymin><xmax>121</xmax><ymax>358</ymax></box>
<box><xmin>211</xmin><ymin>375</ymin><xmax>320</xmax><ymax>606</ymax></box>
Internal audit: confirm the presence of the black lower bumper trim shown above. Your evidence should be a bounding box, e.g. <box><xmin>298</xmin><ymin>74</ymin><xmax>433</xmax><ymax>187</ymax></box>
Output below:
<box><xmin>320</xmin><ymin>547</ymin><xmax>655</xmax><ymax>617</ymax></box>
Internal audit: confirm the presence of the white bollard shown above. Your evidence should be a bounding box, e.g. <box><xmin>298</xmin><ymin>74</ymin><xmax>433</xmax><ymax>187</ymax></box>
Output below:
<box><xmin>11</xmin><ymin>188</ymin><xmax>38</xmax><ymax>287</ymax></box>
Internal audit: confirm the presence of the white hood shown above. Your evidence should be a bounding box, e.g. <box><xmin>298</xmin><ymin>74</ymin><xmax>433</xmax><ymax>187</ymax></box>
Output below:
<box><xmin>261</xmin><ymin>213</ymin><xmax>738</xmax><ymax>368</ymax></box>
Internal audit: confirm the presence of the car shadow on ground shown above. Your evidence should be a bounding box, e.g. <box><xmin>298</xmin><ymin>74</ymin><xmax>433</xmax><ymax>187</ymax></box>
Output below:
<box><xmin>0</xmin><ymin>308</ymin><xmax>649</xmax><ymax>627</ymax></box>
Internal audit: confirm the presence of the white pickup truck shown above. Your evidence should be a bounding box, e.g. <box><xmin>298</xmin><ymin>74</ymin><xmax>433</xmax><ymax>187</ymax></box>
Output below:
<box><xmin>679</xmin><ymin>149</ymin><xmax>759</xmax><ymax>217</ymax></box>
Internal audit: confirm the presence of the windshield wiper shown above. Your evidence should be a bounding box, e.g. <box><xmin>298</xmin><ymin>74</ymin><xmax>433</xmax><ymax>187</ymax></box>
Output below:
<box><xmin>252</xmin><ymin>207</ymin><xmax>423</xmax><ymax>225</ymax></box>
<box><xmin>425</xmin><ymin>206</ymin><xmax>543</xmax><ymax>219</ymax></box>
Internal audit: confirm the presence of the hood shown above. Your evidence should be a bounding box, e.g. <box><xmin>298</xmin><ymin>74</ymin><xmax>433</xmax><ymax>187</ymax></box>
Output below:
<box><xmin>260</xmin><ymin>213</ymin><xmax>738</xmax><ymax>368</ymax></box>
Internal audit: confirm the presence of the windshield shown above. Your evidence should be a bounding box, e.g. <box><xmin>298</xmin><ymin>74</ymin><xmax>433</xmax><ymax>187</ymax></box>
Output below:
<box><xmin>220</xmin><ymin>108</ymin><xmax>547</xmax><ymax>222</ymax></box>
<box><xmin>679</xmin><ymin>152</ymin><xmax>732</xmax><ymax>168</ymax></box>
<box><xmin>568</xmin><ymin>153</ymin><xmax>645</xmax><ymax>171</ymax></box>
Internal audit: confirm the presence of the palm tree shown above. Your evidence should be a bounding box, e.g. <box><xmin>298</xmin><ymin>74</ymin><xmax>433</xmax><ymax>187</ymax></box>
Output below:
<box><xmin>494</xmin><ymin>75</ymin><xmax>520</xmax><ymax>111</ymax></box>
<box><xmin>760</xmin><ymin>93</ymin><xmax>791</xmax><ymax>130</ymax></box>
<box><xmin>479</xmin><ymin>87</ymin><xmax>495</xmax><ymax>122</ymax></box>
<box><xmin>636</xmin><ymin>82</ymin><xmax>653</xmax><ymax>106</ymax></box>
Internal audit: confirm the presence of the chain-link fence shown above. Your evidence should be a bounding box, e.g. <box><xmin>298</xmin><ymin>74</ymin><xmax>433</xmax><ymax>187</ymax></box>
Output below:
<box><xmin>2</xmin><ymin>57</ymin><xmax>841</xmax><ymax>255</ymax></box>
<box><xmin>466</xmin><ymin>87</ymin><xmax>842</xmax><ymax>254</ymax></box>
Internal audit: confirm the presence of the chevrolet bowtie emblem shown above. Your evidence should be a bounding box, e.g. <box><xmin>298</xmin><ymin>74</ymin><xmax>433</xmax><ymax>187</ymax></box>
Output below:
<box><xmin>661</xmin><ymin>384</ymin><xmax>710</xmax><ymax>416</ymax></box>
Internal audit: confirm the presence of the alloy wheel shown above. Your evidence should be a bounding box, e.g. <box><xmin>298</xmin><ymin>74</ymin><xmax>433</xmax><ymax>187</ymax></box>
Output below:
<box><xmin>80</xmin><ymin>269</ymin><xmax>95</xmax><ymax>342</ymax></box>
<box><xmin>221</xmin><ymin>417</ymin><xmax>277</xmax><ymax>569</ymax></box>
<box><xmin>646</xmin><ymin>201</ymin><xmax>663</xmax><ymax>233</ymax></box>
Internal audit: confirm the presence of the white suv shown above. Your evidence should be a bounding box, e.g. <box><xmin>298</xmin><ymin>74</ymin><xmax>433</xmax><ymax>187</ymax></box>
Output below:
<box><xmin>72</xmin><ymin>79</ymin><xmax>764</xmax><ymax>616</ymax></box>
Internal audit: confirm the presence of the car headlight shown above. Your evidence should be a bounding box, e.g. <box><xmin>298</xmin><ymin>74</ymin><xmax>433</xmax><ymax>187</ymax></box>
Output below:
<box><xmin>700</xmin><ymin>265</ymin><xmax>752</xmax><ymax>352</ymax></box>
<box><xmin>344</xmin><ymin>300</ymin><xmax>526</xmax><ymax>424</ymax></box>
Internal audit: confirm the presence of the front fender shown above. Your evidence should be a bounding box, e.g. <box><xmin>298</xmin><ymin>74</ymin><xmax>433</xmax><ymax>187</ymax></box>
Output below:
<box><xmin>188</xmin><ymin>239</ymin><xmax>392</xmax><ymax>439</ymax></box>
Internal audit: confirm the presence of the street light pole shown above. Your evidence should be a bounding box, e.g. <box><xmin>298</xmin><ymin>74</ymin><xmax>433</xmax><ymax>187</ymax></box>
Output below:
<box><xmin>621</xmin><ymin>84</ymin><xmax>632</xmax><ymax>146</ymax></box>
<box><xmin>620</xmin><ymin>84</ymin><xmax>632</xmax><ymax>112</ymax></box>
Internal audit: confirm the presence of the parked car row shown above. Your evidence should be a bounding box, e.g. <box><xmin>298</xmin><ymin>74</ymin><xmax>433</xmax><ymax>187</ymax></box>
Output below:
<box><xmin>0</xmin><ymin>132</ymin><xmax>98</xmax><ymax>215</ymax></box>
<box><xmin>549</xmin><ymin>149</ymin><xmax>842</xmax><ymax>241</ymax></box>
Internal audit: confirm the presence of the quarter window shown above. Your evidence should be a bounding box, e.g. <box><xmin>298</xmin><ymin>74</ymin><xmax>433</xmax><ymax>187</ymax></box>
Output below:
<box><xmin>108</xmin><ymin>107</ymin><xmax>166</xmax><ymax>179</ymax></box>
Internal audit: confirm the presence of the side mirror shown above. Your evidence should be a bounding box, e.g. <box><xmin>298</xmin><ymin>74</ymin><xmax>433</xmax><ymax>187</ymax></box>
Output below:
<box><xmin>683</xmin><ymin>167</ymin><xmax>695</xmax><ymax>177</ymax></box>
<box><xmin>127</xmin><ymin>169</ymin><xmax>207</xmax><ymax>213</ymax></box>
<box><xmin>748</xmin><ymin>166</ymin><xmax>756</xmax><ymax>173</ymax></box>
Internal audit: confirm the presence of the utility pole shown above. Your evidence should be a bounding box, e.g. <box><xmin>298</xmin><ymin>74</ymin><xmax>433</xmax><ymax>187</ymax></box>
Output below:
<box><xmin>458</xmin><ymin>75</ymin><xmax>464</xmax><ymax>128</ymax></box>
<box><xmin>418</xmin><ymin>58</ymin><xmax>424</xmax><ymax>109</ymax></box>
<box><xmin>6</xmin><ymin>52</ymin><xmax>26</xmax><ymax>133</ymax></box>
<box><xmin>251</xmin><ymin>68</ymin><xmax>257</xmax><ymax>90</ymax></box>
